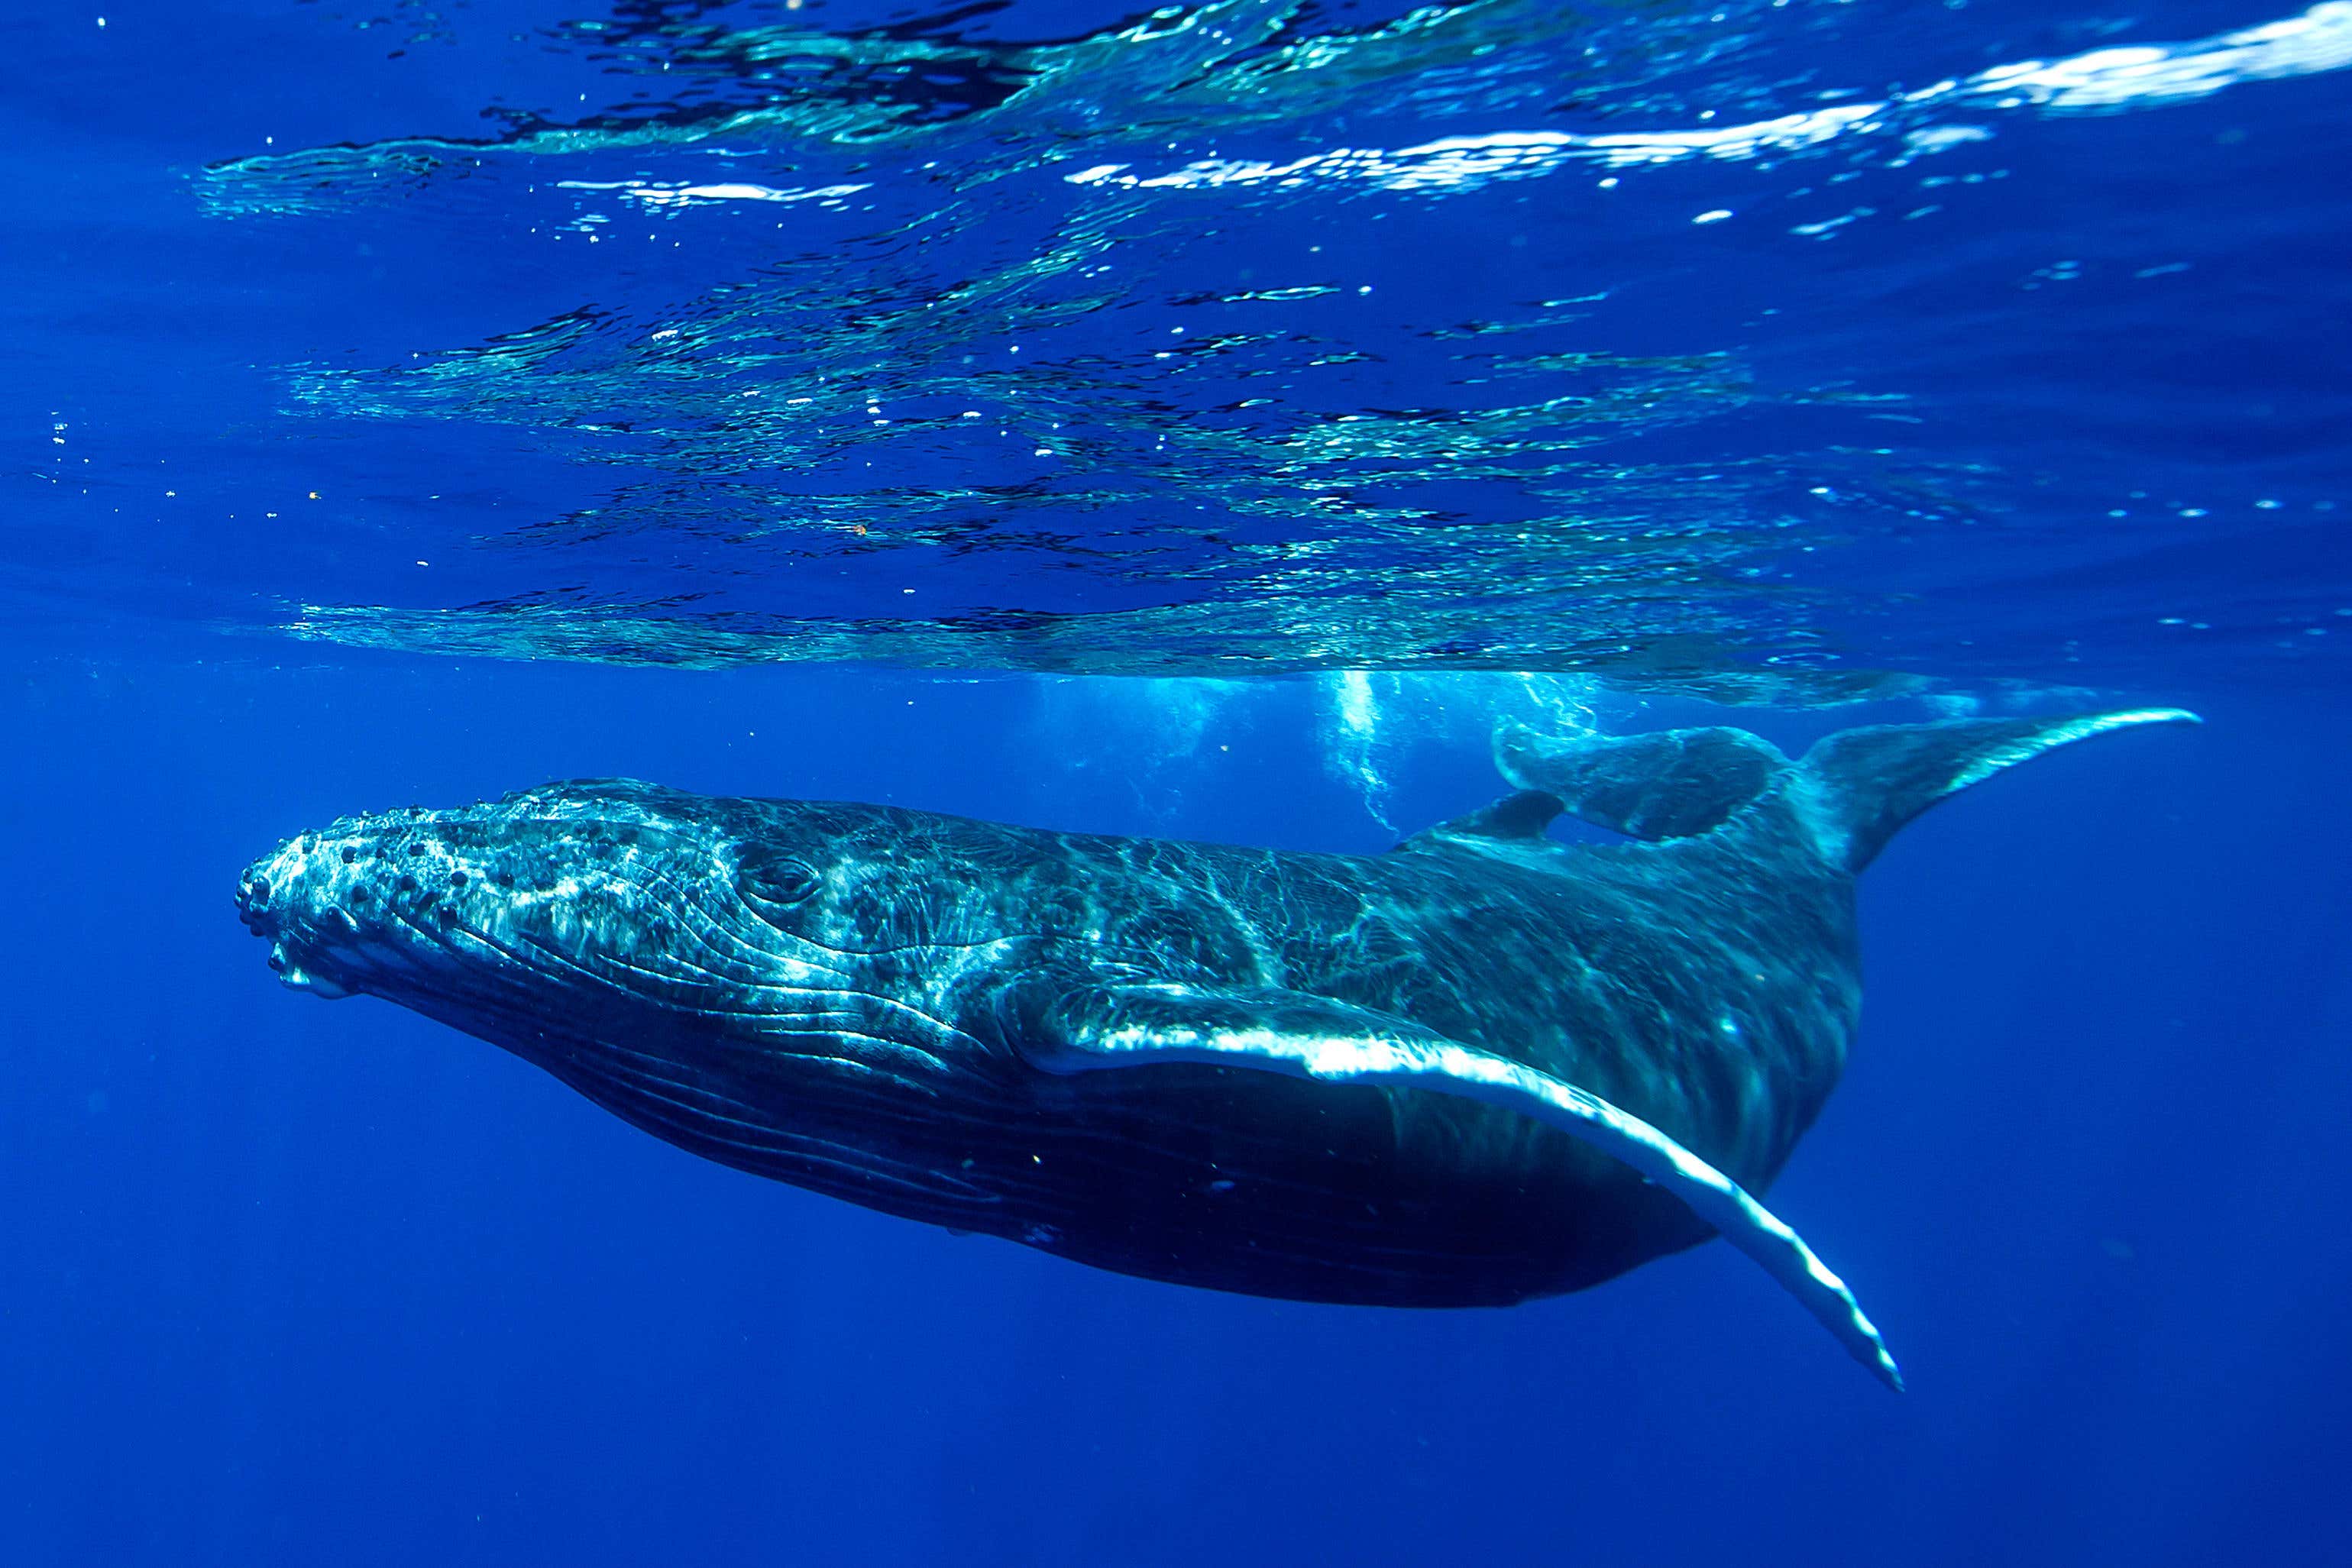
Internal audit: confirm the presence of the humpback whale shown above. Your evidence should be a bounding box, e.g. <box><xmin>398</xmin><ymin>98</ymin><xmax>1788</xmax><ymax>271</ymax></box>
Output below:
<box><xmin>235</xmin><ymin>708</ymin><xmax>2194</xmax><ymax>1389</ymax></box>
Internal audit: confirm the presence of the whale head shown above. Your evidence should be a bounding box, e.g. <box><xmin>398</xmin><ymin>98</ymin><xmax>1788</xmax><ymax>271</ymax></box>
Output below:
<box><xmin>235</xmin><ymin>781</ymin><xmax>1023</xmax><ymax>1207</ymax></box>
<box><xmin>243</xmin><ymin>782</ymin><xmax>777</xmax><ymax>1004</ymax></box>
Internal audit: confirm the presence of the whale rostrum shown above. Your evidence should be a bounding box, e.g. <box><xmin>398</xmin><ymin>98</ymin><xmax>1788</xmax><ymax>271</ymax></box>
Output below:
<box><xmin>236</xmin><ymin>708</ymin><xmax>2198</xmax><ymax>1389</ymax></box>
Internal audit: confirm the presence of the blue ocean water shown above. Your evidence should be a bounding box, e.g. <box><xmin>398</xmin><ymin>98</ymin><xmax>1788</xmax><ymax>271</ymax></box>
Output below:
<box><xmin>4</xmin><ymin>2</ymin><xmax>2348</xmax><ymax>1563</ymax></box>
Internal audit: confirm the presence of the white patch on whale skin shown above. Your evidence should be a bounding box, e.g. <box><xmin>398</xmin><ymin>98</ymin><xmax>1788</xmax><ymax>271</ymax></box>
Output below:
<box><xmin>275</xmin><ymin>955</ymin><xmax>351</xmax><ymax>1000</ymax></box>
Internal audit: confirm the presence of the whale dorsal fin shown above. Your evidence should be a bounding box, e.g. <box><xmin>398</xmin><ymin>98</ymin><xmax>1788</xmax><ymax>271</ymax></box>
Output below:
<box><xmin>1493</xmin><ymin>724</ymin><xmax>1790</xmax><ymax>842</ymax></box>
<box><xmin>1008</xmin><ymin>978</ymin><xmax>1904</xmax><ymax>1392</ymax></box>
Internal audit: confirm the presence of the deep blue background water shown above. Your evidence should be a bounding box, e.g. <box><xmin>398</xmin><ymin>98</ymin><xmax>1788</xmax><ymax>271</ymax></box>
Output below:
<box><xmin>7</xmin><ymin>660</ymin><xmax>2348</xmax><ymax>1564</ymax></box>
<box><xmin>5</xmin><ymin>1</ymin><xmax>2350</xmax><ymax>1563</ymax></box>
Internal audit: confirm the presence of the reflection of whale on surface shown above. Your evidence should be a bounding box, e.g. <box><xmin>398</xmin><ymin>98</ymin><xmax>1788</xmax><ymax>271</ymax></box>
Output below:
<box><xmin>236</xmin><ymin>708</ymin><xmax>2194</xmax><ymax>1389</ymax></box>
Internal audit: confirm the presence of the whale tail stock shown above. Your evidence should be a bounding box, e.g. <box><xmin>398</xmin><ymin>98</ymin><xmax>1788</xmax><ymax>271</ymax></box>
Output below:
<box><xmin>1017</xmin><ymin>706</ymin><xmax>2196</xmax><ymax>1391</ymax></box>
<box><xmin>1496</xmin><ymin>706</ymin><xmax>2202</xmax><ymax>872</ymax></box>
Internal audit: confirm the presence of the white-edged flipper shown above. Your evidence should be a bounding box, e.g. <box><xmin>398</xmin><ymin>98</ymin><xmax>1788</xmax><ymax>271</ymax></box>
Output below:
<box><xmin>1015</xmin><ymin>981</ymin><xmax>1904</xmax><ymax>1392</ymax></box>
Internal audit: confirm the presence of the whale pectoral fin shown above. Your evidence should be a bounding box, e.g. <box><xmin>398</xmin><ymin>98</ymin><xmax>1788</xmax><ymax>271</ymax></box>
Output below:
<box><xmin>1014</xmin><ymin>981</ymin><xmax>1904</xmax><ymax>1392</ymax></box>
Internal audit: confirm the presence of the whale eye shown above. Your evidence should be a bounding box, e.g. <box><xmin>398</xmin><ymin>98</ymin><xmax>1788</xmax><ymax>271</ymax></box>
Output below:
<box><xmin>737</xmin><ymin>848</ymin><xmax>820</xmax><ymax>910</ymax></box>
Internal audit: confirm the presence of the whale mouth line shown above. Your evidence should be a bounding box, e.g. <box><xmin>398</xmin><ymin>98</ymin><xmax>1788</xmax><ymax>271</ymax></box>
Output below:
<box><xmin>270</xmin><ymin>894</ymin><xmax>974</xmax><ymax>1079</ymax></box>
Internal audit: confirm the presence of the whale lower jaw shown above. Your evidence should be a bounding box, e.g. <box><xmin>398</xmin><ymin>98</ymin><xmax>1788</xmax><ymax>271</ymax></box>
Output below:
<box><xmin>275</xmin><ymin>961</ymin><xmax>353</xmax><ymax>1000</ymax></box>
